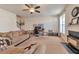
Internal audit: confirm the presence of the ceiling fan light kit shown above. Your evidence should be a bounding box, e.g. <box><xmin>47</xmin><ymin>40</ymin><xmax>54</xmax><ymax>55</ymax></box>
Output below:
<box><xmin>23</xmin><ymin>4</ymin><xmax>40</xmax><ymax>14</ymax></box>
<box><xmin>29</xmin><ymin>8</ymin><xmax>35</xmax><ymax>12</ymax></box>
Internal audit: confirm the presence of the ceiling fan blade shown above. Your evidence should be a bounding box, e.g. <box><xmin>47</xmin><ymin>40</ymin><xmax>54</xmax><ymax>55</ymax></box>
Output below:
<box><xmin>35</xmin><ymin>10</ymin><xmax>40</xmax><ymax>13</ymax></box>
<box><xmin>22</xmin><ymin>9</ymin><xmax>29</xmax><ymax>11</ymax></box>
<box><xmin>25</xmin><ymin>4</ymin><xmax>31</xmax><ymax>8</ymax></box>
<box><xmin>30</xmin><ymin>4</ymin><xmax>33</xmax><ymax>7</ymax></box>
<box><xmin>35</xmin><ymin>6</ymin><xmax>40</xmax><ymax>9</ymax></box>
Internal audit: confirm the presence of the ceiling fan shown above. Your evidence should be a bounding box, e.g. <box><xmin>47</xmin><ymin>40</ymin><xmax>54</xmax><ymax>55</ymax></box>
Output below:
<box><xmin>23</xmin><ymin>4</ymin><xmax>40</xmax><ymax>14</ymax></box>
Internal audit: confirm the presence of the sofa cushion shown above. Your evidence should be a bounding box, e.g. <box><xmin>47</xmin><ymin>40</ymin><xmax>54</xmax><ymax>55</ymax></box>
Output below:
<box><xmin>0</xmin><ymin>37</ymin><xmax>12</xmax><ymax>46</ymax></box>
<box><xmin>12</xmin><ymin>34</ymin><xmax>29</xmax><ymax>44</ymax></box>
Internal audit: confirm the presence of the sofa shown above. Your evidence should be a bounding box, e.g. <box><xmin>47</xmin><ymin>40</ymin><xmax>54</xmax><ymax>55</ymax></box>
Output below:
<box><xmin>0</xmin><ymin>30</ymin><xmax>30</xmax><ymax>51</ymax></box>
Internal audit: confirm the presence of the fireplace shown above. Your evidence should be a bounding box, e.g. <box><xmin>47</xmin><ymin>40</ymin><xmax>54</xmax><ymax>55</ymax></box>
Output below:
<box><xmin>67</xmin><ymin>30</ymin><xmax>79</xmax><ymax>53</ymax></box>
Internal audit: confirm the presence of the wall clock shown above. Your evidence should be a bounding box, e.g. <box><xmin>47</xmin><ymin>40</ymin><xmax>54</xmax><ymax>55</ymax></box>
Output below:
<box><xmin>71</xmin><ymin>7</ymin><xmax>79</xmax><ymax>17</ymax></box>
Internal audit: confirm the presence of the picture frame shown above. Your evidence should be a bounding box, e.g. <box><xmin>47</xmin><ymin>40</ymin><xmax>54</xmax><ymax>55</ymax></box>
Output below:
<box><xmin>71</xmin><ymin>17</ymin><xmax>79</xmax><ymax>25</ymax></box>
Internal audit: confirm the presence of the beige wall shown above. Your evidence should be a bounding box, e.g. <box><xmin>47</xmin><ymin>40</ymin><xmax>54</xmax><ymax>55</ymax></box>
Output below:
<box><xmin>0</xmin><ymin>8</ymin><xmax>59</xmax><ymax>32</ymax></box>
<box><xmin>23</xmin><ymin>16</ymin><xmax>58</xmax><ymax>32</ymax></box>
<box><xmin>0</xmin><ymin>8</ymin><xmax>19</xmax><ymax>32</ymax></box>
<box><xmin>65</xmin><ymin>4</ymin><xmax>79</xmax><ymax>35</ymax></box>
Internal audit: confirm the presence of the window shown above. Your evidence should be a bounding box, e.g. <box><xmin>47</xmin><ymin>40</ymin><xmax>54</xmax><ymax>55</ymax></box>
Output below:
<box><xmin>59</xmin><ymin>13</ymin><xmax>65</xmax><ymax>33</ymax></box>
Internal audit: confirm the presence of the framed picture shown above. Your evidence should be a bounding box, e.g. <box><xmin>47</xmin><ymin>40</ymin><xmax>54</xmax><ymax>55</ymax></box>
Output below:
<box><xmin>71</xmin><ymin>17</ymin><xmax>79</xmax><ymax>25</ymax></box>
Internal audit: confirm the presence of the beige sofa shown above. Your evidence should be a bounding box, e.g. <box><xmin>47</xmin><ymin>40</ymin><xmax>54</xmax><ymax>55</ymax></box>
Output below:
<box><xmin>0</xmin><ymin>30</ymin><xmax>41</xmax><ymax>54</ymax></box>
<box><xmin>0</xmin><ymin>30</ymin><xmax>30</xmax><ymax>50</ymax></box>
<box><xmin>0</xmin><ymin>31</ymin><xmax>29</xmax><ymax>44</ymax></box>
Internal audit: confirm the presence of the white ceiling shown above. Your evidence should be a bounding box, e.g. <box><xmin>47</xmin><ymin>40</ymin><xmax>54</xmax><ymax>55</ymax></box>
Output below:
<box><xmin>0</xmin><ymin>4</ymin><xmax>65</xmax><ymax>17</ymax></box>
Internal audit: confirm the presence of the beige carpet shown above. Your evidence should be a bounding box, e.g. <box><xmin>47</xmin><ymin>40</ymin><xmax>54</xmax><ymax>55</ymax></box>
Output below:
<box><xmin>32</xmin><ymin>36</ymin><xmax>68</xmax><ymax>54</ymax></box>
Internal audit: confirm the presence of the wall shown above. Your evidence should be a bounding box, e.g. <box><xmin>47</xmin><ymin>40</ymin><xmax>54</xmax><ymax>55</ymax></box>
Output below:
<box><xmin>65</xmin><ymin>4</ymin><xmax>79</xmax><ymax>34</ymax></box>
<box><xmin>60</xmin><ymin>4</ymin><xmax>79</xmax><ymax>42</ymax></box>
<box><xmin>23</xmin><ymin>16</ymin><xmax>58</xmax><ymax>32</ymax></box>
<box><xmin>0</xmin><ymin>8</ymin><xmax>59</xmax><ymax>32</ymax></box>
<box><xmin>0</xmin><ymin>8</ymin><xmax>19</xmax><ymax>32</ymax></box>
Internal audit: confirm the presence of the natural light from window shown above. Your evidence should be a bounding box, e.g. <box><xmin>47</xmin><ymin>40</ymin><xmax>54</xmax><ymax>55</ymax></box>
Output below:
<box><xmin>60</xmin><ymin>13</ymin><xmax>65</xmax><ymax>33</ymax></box>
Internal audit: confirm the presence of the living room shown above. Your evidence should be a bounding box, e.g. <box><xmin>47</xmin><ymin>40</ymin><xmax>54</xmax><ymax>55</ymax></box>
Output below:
<box><xmin>0</xmin><ymin>4</ymin><xmax>79</xmax><ymax>54</ymax></box>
